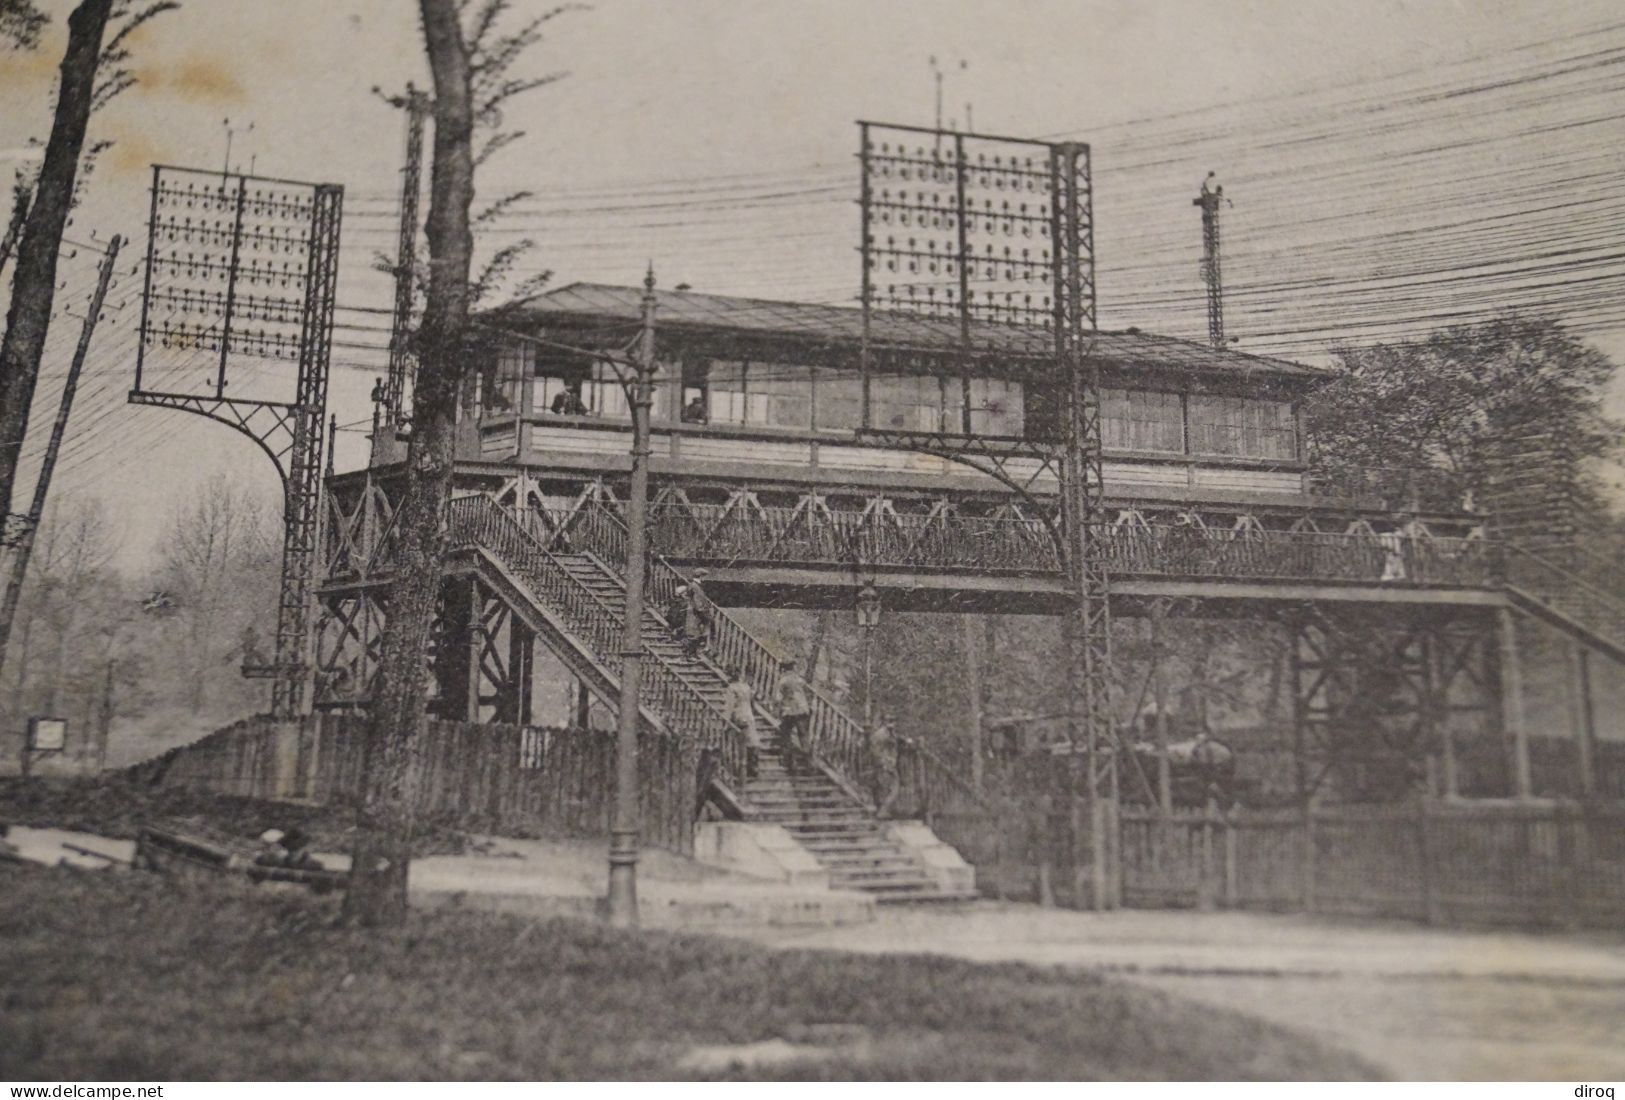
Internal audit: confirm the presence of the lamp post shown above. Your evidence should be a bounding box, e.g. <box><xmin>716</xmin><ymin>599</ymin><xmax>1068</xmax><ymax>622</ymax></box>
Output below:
<box><xmin>607</xmin><ymin>266</ymin><xmax>657</xmax><ymax>928</ymax></box>
<box><xmin>855</xmin><ymin>582</ymin><xmax>882</xmax><ymax>731</ymax></box>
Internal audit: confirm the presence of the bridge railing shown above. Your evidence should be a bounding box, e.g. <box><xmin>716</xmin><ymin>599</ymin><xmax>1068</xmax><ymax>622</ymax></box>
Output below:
<box><xmin>621</xmin><ymin>501</ymin><xmax>1499</xmax><ymax>589</ymax></box>
<box><xmin>1108</xmin><ymin>526</ymin><xmax>1497</xmax><ymax>588</ymax></box>
<box><xmin>445</xmin><ymin>497</ymin><xmax>752</xmax><ymax>789</ymax></box>
<box><xmin>543</xmin><ymin>499</ymin><xmax>876</xmax><ymax>797</ymax></box>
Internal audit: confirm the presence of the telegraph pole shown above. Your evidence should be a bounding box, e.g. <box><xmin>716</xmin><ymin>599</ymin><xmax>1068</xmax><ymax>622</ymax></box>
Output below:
<box><xmin>0</xmin><ymin>233</ymin><xmax>121</xmax><ymax>675</ymax></box>
<box><xmin>382</xmin><ymin>85</ymin><xmax>430</xmax><ymax>425</ymax></box>
<box><xmin>607</xmin><ymin>265</ymin><xmax>657</xmax><ymax>927</ymax></box>
<box><xmin>1195</xmin><ymin>172</ymin><xmax>1224</xmax><ymax>348</ymax></box>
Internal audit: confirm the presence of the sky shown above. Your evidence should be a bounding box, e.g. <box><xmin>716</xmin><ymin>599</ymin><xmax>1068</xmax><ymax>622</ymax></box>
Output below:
<box><xmin>3</xmin><ymin>0</ymin><xmax>1625</xmax><ymax>567</ymax></box>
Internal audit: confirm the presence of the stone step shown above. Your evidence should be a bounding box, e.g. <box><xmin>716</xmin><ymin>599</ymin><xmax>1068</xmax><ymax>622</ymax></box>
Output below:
<box><xmin>747</xmin><ymin>806</ymin><xmax>856</xmax><ymax>817</ymax></box>
<box><xmin>796</xmin><ymin>838</ymin><xmax>900</xmax><ymax>855</ymax></box>
<box><xmin>819</xmin><ymin>854</ymin><xmax>923</xmax><ymax>871</ymax></box>
<box><xmin>780</xmin><ymin>825</ymin><xmax>889</xmax><ymax>840</ymax></box>
<box><xmin>750</xmin><ymin>818</ymin><xmax>876</xmax><ymax>831</ymax></box>
<box><xmin>742</xmin><ymin>793</ymin><xmax>851</xmax><ymax>806</ymax></box>
<box><xmin>830</xmin><ymin>873</ymin><xmax>938</xmax><ymax>891</ymax></box>
<box><xmin>873</xmin><ymin>890</ymin><xmax>982</xmax><ymax>906</ymax></box>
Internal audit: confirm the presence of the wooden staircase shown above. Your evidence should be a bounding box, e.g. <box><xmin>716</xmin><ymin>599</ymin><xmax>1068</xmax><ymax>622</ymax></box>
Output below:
<box><xmin>447</xmin><ymin>496</ymin><xmax>978</xmax><ymax>902</ymax></box>
<box><xmin>1504</xmin><ymin>543</ymin><xmax>1625</xmax><ymax>663</ymax></box>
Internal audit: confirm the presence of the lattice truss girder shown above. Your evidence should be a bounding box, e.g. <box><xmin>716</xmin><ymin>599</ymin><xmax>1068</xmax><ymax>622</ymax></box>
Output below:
<box><xmin>431</xmin><ymin>473</ymin><xmax>1486</xmax><ymax>587</ymax></box>
<box><xmin>1288</xmin><ymin>605</ymin><xmax>1499</xmax><ymax>801</ymax></box>
<box><xmin>316</xmin><ymin>572</ymin><xmax>536</xmax><ymax>724</ymax></box>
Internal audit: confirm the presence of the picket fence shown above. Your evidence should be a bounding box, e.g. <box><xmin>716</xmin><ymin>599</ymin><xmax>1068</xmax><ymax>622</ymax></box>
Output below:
<box><xmin>132</xmin><ymin>713</ymin><xmax>702</xmax><ymax>856</ymax></box>
<box><xmin>1117</xmin><ymin>800</ymin><xmax>1625</xmax><ymax>928</ymax></box>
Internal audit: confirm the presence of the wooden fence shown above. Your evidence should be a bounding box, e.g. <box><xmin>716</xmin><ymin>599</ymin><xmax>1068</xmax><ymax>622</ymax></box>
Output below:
<box><xmin>1119</xmin><ymin>800</ymin><xmax>1625</xmax><ymax>929</ymax></box>
<box><xmin>131</xmin><ymin>713</ymin><xmax>702</xmax><ymax>856</ymax></box>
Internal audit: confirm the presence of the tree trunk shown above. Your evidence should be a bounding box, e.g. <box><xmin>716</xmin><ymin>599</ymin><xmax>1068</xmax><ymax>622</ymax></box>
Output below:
<box><xmin>345</xmin><ymin>0</ymin><xmax>475</xmax><ymax>927</ymax></box>
<box><xmin>0</xmin><ymin>0</ymin><xmax>111</xmax><ymax>525</ymax></box>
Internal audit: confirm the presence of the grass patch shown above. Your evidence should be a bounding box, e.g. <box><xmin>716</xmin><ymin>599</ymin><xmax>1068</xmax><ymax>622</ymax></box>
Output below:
<box><xmin>0</xmin><ymin>862</ymin><xmax>1379</xmax><ymax>1080</ymax></box>
<box><xmin>0</xmin><ymin>776</ymin><xmax>469</xmax><ymax>857</ymax></box>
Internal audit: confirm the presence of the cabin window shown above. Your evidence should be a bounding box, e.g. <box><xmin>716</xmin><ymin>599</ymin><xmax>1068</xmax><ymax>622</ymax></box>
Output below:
<box><xmin>579</xmin><ymin>358</ymin><xmax>668</xmax><ymax>421</ymax></box>
<box><xmin>1102</xmin><ymin>388</ymin><xmax>1183</xmax><ymax>453</ymax></box>
<box><xmin>813</xmin><ymin>369</ymin><xmax>863</xmax><ymax>431</ymax></box>
<box><xmin>754</xmin><ymin>365</ymin><xmax>813</xmax><ymax>430</ymax></box>
<box><xmin>1187</xmin><ymin>394</ymin><xmax>1297</xmax><ymax>460</ymax></box>
<box><xmin>476</xmin><ymin>344</ymin><xmax>530</xmax><ymax>417</ymax></box>
<box><xmin>871</xmin><ymin>374</ymin><xmax>955</xmax><ymax>434</ymax></box>
<box><xmin>698</xmin><ymin>361</ymin><xmax>813</xmax><ymax>430</ymax></box>
<box><xmin>537</xmin><ymin>371</ymin><xmax>588</xmax><ymax>416</ymax></box>
<box><xmin>970</xmin><ymin>378</ymin><xmax>1024</xmax><ymax>438</ymax></box>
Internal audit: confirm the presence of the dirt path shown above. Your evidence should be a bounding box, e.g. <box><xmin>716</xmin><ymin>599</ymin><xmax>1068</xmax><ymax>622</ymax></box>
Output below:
<box><xmin>727</xmin><ymin>903</ymin><xmax>1625</xmax><ymax>1080</ymax></box>
<box><xmin>1133</xmin><ymin>971</ymin><xmax>1625</xmax><ymax>1080</ymax></box>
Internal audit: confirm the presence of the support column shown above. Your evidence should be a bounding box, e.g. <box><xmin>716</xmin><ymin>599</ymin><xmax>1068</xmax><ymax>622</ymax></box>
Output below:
<box><xmin>1569</xmin><ymin>639</ymin><xmax>1596</xmax><ymax>798</ymax></box>
<box><xmin>1284</xmin><ymin>608</ymin><xmax>1317</xmax><ymax>911</ymax></box>
<box><xmin>1496</xmin><ymin>607</ymin><xmax>1532</xmax><ymax>799</ymax></box>
<box><xmin>463</xmin><ymin>577</ymin><xmax>483</xmax><ymax>723</ymax></box>
<box><xmin>1150</xmin><ymin>599</ymin><xmax>1174</xmax><ymax>815</ymax></box>
<box><xmin>433</xmin><ymin>577</ymin><xmax>475</xmax><ymax>721</ymax></box>
<box><xmin>1418</xmin><ymin>626</ymin><xmax>1439</xmax><ymax>798</ymax></box>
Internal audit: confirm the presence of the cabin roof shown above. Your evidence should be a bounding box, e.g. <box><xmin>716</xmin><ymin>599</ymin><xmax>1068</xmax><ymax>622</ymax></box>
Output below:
<box><xmin>493</xmin><ymin>282</ymin><xmax>1326</xmax><ymax>380</ymax></box>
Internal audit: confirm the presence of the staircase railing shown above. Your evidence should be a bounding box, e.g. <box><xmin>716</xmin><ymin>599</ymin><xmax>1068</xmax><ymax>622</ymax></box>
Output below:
<box><xmin>1503</xmin><ymin>542</ymin><xmax>1625</xmax><ymax>653</ymax></box>
<box><xmin>549</xmin><ymin>498</ymin><xmax>876</xmax><ymax>798</ymax></box>
<box><xmin>897</xmin><ymin>738</ymin><xmax>999</xmax><ymax>823</ymax></box>
<box><xmin>445</xmin><ymin>497</ymin><xmax>751</xmax><ymax>786</ymax></box>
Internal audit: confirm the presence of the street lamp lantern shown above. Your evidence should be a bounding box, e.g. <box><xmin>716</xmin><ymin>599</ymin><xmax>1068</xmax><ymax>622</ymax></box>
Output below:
<box><xmin>855</xmin><ymin>582</ymin><xmax>882</xmax><ymax>629</ymax></box>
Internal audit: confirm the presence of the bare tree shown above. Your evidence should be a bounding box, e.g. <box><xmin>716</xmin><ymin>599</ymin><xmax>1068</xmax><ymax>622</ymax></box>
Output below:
<box><xmin>347</xmin><ymin>0</ymin><xmax>569</xmax><ymax>926</ymax></box>
<box><xmin>156</xmin><ymin>475</ymin><xmax>273</xmax><ymax>711</ymax></box>
<box><xmin>0</xmin><ymin>0</ymin><xmax>176</xmax><ymax>528</ymax></box>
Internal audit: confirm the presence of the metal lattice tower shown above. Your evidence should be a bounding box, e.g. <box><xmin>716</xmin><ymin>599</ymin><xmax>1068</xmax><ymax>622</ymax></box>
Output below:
<box><xmin>1051</xmin><ymin>141</ymin><xmax>1111</xmax><ymax>793</ymax></box>
<box><xmin>856</xmin><ymin>124</ymin><xmax>1114</xmax><ymax>902</ymax></box>
<box><xmin>383</xmin><ymin>87</ymin><xmax>429</xmax><ymax>424</ymax></box>
<box><xmin>1195</xmin><ymin>173</ymin><xmax>1224</xmax><ymax>347</ymax></box>
<box><xmin>274</xmin><ymin>185</ymin><xmax>343</xmax><ymax>716</ymax></box>
<box><xmin>131</xmin><ymin>166</ymin><xmax>344</xmax><ymax>718</ymax></box>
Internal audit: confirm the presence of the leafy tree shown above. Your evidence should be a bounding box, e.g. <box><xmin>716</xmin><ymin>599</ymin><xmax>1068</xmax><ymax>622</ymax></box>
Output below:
<box><xmin>1306</xmin><ymin>315</ymin><xmax>1621</xmax><ymax>516</ymax></box>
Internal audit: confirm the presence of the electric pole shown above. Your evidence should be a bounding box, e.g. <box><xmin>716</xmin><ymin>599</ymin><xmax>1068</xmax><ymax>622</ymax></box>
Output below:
<box><xmin>382</xmin><ymin>85</ymin><xmax>430</xmax><ymax>426</ymax></box>
<box><xmin>1195</xmin><ymin>172</ymin><xmax>1224</xmax><ymax>347</ymax></box>
<box><xmin>607</xmin><ymin>265</ymin><xmax>657</xmax><ymax>927</ymax></box>
<box><xmin>0</xmin><ymin>233</ymin><xmax>121</xmax><ymax>676</ymax></box>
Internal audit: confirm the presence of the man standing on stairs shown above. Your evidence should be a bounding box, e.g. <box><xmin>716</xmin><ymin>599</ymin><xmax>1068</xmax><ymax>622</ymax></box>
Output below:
<box><xmin>868</xmin><ymin>714</ymin><xmax>901</xmax><ymax>818</ymax></box>
<box><xmin>723</xmin><ymin>665</ymin><xmax>761</xmax><ymax>779</ymax></box>
<box><xmin>674</xmin><ymin>579</ymin><xmax>711</xmax><ymax>659</ymax></box>
<box><xmin>776</xmin><ymin>658</ymin><xmax>813</xmax><ymax>777</ymax></box>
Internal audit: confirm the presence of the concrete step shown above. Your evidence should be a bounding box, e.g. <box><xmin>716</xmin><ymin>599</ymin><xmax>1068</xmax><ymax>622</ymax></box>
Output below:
<box><xmin>780</xmin><ymin>826</ymin><xmax>889</xmax><ymax>840</ymax></box>
<box><xmin>873</xmin><ymin>889</ymin><xmax>983</xmax><ymax>906</ymax></box>
<box><xmin>831</xmin><ymin>872</ymin><xmax>937</xmax><ymax>891</ymax></box>
<box><xmin>796</xmin><ymin>838</ymin><xmax>900</xmax><ymax>855</ymax></box>
<box><xmin>818</xmin><ymin>854</ymin><xmax>924</xmax><ymax>871</ymax></box>
<box><xmin>747</xmin><ymin>806</ymin><xmax>857</xmax><ymax>817</ymax></box>
<box><xmin>741</xmin><ymin>793</ymin><xmax>852</xmax><ymax>806</ymax></box>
